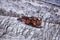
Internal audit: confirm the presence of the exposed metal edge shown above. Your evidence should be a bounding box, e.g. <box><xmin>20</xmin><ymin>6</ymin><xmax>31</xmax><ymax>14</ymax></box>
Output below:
<box><xmin>42</xmin><ymin>0</ymin><xmax>60</xmax><ymax>6</ymax></box>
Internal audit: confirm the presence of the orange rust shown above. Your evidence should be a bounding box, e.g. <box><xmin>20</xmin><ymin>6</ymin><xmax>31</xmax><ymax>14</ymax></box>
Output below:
<box><xmin>17</xmin><ymin>16</ymin><xmax>42</xmax><ymax>28</ymax></box>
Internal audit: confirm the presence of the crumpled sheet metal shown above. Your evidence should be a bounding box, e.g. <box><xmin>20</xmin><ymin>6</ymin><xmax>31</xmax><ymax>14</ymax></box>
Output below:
<box><xmin>0</xmin><ymin>0</ymin><xmax>60</xmax><ymax>23</ymax></box>
<box><xmin>0</xmin><ymin>0</ymin><xmax>60</xmax><ymax>40</ymax></box>
<box><xmin>0</xmin><ymin>16</ymin><xmax>60</xmax><ymax>40</ymax></box>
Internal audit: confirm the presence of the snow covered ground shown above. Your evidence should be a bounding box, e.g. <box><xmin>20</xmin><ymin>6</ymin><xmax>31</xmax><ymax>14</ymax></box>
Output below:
<box><xmin>0</xmin><ymin>0</ymin><xmax>60</xmax><ymax>40</ymax></box>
